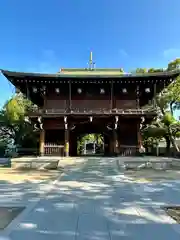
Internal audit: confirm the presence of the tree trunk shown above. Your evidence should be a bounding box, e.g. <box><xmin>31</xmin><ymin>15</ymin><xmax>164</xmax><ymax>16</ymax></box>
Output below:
<box><xmin>95</xmin><ymin>134</ymin><xmax>99</xmax><ymax>145</ymax></box>
<box><xmin>164</xmin><ymin>136</ymin><xmax>171</xmax><ymax>155</ymax></box>
<box><xmin>170</xmin><ymin>101</ymin><xmax>175</xmax><ymax>116</ymax></box>
<box><xmin>159</xmin><ymin>105</ymin><xmax>179</xmax><ymax>153</ymax></box>
<box><xmin>167</xmin><ymin>126</ymin><xmax>179</xmax><ymax>152</ymax></box>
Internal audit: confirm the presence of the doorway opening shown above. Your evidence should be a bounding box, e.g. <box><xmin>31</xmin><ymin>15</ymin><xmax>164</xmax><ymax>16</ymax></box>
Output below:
<box><xmin>77</xmin><ymin>133</ymin><xmax>104</xmax><ymax>156</ymax></box>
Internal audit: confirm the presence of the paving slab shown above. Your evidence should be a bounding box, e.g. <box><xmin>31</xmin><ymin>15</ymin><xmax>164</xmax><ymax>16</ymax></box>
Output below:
<box><xmin>0</xmin><ymin>207</ymin><xmax>25</xmax><ymax>230</ymax></box>
<box><xmin>0</xmin><ymin>157</ymin><xmax>180</xmax><ymax>239</ymax></box>
<box><xmin>108</xmin><ymin>223</ymin><xmax>180</xmax><ymax>240</ymax></box>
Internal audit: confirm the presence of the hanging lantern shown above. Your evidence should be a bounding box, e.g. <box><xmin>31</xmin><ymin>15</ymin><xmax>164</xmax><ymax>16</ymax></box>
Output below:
<box><xmin>100</xmin><ymin>88</ymin><xmax>105</xmax><ymax>94</ymax></box>
<box><xmin>64</xmin><ymin>116</ymin><xmax>67</xmax><ymax>123</ymax></box>
<box><xmin>32</xmin><ymin>87</ymin><xmax>37</xmax><ymax>93</ymax></box>
<box><xmin>145</xmin><ymin>88</ymin><xmax>150</xmax><ymax>93</ymax></box>
<box><xmin>42</xmin><ymin>86</ymin><xmax>46</xmax><ymax>94</ymax></box>
<box><xmin>122</xmin><ymin>88</ymin><xmax>127</xmax><ymax>93</ymax></box>
<box><xmin>77</xmin><ymin>88</ymin><xmax>82</xmax><ymax>94</ymax></box>
<box><xmin>55</xmin><ymin>88</ymin><xmax>60</xmax><ymax>93</ymax></box>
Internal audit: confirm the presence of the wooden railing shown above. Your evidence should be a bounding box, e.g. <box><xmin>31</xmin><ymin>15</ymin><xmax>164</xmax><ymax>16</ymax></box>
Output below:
<box><xmin>44</xmin><ymin>143</ymin><xmax>64</xmax><ymax>156</ymax></box>
<box><xmin>119</xmin><ymin>145</ymin><xmax>139</xmax><ymax>156</ymax></box>
<box><xmin>30</xmin><ymin>107</ymin><xmax>157</xmax><ymax>115</ymax></box>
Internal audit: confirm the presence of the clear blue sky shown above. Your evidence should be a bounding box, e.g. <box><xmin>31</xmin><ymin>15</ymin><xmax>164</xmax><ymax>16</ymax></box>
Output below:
<box><xmin>0</xmin><ymin>0</ymin><xmax>180</xmax><ymax>111</ymax></box>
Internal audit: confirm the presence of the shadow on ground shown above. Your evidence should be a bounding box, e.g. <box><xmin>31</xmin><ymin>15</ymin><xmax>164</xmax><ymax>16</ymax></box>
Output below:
<box><xmin>1</xmin><ymin>157</ymin><xmax>180</xmax><ymax>239</ymax></box>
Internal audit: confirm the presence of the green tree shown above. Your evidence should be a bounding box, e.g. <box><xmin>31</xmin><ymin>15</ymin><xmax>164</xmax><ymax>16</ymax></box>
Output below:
<box><xmin>167</xmin><ymin>58</ymin><xmax>180</xmax><ymax>71</ymax></box>
<box><xmin>156</xmin><ymin>76</ymin><xmax>180</xmax><ymax>116</ymax></box>
<box><xmin>148</xmin><ymin>68</ymin><xmax>164</xmax><ymax>73</ymax></box>
<box><xmin>157</xmin><ymin>87</ymin><xmax>180</xmax><ymax>152</ymax></box>
<box><xmin>135</xmin><ymin>68</ymin><xmax>147</xmax><ymax>73</ymax></box>
<box><xmin>0</xmin><ymin>94</ymin><xmax>37</xmax><ymax>149</ymax></box>
<box><xmin>142</xmin><ymin>109</ymin><xmax>180</xmax><ymax>153</ymax></box>
<box><xmin>142</xmin><ymin>59</ymin><xmax>180</xmax><ymax>154</ymax></box>
<box><xmin>77</xmin><ymin>134</ymin><xmax>103</xmax><ymax>155</ymax></box>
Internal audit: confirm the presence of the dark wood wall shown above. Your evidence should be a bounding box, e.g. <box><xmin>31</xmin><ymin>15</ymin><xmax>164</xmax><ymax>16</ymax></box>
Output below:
<box><xmin>44</xmin><ymin>119</ymin><xmax>64</xmax><ymax>129</ymax></box>
<box><xmin>45</xmin><ymin>129</ymin><xmax>64</xmax><ymax>144</ymax></box>
<box><xmin>118</xmin><ymin>119</ymin><xmax>139</xmax><ymax>146</ymax></box>
<box><xmin>44</xmin><ymin>82</ymin><xmax>140</xmax><ymax>110</ymax></box>
<box><xmin>45</xmin><ymin>98</ymin><xmax>137</xmax><ymax>110</ymax></box>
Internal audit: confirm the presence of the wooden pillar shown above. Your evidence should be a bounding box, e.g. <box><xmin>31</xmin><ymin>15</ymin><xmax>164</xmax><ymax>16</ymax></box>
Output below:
<box><xmin>113</xmin><ymin>116</ymin><xmax>119</xmax><ymax>155</ymax></box>
<box><xmin>153</xmin><ymin>83</ymin><xmax>157</xmax><ymax>107</ymax></box>
<box><xmin>69</xmin><ymin>81</ymin><xmax>72</xmax><ymax>111</ymax></box>
<box><xmin>64</xmin><ymin>129</ymin><xmax>69</xmax><ymax>157</ymax></box>
<box><xmin>137</xmin><ymin>123</ymin><xmax>142</xmax><ymax>148</ymax></box>
<box><xmin>26</xmin><ymin>83</ymin><xmax>30</xmax><ymax>100</ymax></box>
<box><xmin>108</xmin><ymin>133</ymin><xmax>113</xmax><ymax>155</ymax></box>
<box><xmin>113</xmin><ymin>129</ymin><xmax>118</xmax><ymax>155</ymax></box>
<box><xmin>64</xmin><ymin>116</ymin><xmax>69</xmax><ymax>157</ymax></box>
<box><xmin>39</xmin><ymin>129</ymin><xmax>45</xmax><ymax>156</ymax></box>
<box><xmin>110</xmin><ymin>80</ymin><xmax>114</xmax><ymax>109</ymax></box>
<box><xmin>104</xmin><ymin>134</ymin><xmax>108</xmax><ymax>156</ymax></box>
<box><xmin>136</xmin><ymin>85</ymin><xmax>140</xmax><ymax>108</ymax></box>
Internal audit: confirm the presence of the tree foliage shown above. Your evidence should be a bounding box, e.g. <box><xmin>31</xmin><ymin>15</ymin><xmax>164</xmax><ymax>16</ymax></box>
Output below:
<box><xmin>142</xmin><ymin>58</ymin><xmax>180</xmax><ymax>154</ymax></box>
<box><xmin>142</xmin><ymin>112</ymin><xmax>180</xmax><ymax>154</ymax></box>
<box><xmin>148</xmin><ymin>68</ymin><xmax>164</xmax><ymax>73</ymax></box>
<box><xmin>0</xmin><ymin>94</ymin><xmax>38</xmax><ymax>152</ymax></box>
<box><xmin>167</xmin><ymin>58</ymin><xmax>180</xmax><ymax>71</ymax></box>
<box><xmin>132</xmin><ymin>67</ymin><xmax>164</xmax><ymax>74</ymax></box>
<box><xmin>135</xmin><ymin>68</ymin><xmax>147</xmax><ymax>73</ymax></box>
<box><xmin>77</xmin><ymin>134</ymin><xmax>103</xmax><ymax>155</ymax></box>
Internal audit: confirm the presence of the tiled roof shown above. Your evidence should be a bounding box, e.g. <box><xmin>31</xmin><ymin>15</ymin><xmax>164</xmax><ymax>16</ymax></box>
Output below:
<box><xmin>1</xmin><ymin>69</ymin><xmax>180</xmax><ymax>79</ymax></box>
<box><xmin>60</xmin><ymin>68</ymin><xmax>126</xmax><ymax>76</ymax></box>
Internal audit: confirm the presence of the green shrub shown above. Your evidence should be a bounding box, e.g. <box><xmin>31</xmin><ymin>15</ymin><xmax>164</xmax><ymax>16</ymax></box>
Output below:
<box><xmin>0</xmin><ymin>141</ymin><xmax>6</xmax><ymax>157</ymax></box>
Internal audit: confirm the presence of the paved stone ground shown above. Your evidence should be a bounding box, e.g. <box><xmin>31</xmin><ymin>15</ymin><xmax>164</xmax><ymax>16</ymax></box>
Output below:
<box><xmin>0</xmin><ymin>171</ymin><xmax>59</xmax><ymax>208</ymax></box>
<box><xmin>2</xmin><ymin>157</ymin><xmax>180</xmax><ymax>239</ymax></box>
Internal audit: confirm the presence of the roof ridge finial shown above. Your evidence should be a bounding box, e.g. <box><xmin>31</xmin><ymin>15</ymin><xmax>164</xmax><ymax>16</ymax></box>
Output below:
<box><xmin>88</xmin><ymin>51</ymin><xmax>95</xmax><ymax>70</ymax></box>
<box><xmin>90</xmin><ymin>51</ymin><xmax>93</xmax><ymax>64</ymax></box>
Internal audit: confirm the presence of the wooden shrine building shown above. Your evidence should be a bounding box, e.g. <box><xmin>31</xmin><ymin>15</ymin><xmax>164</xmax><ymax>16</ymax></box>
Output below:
<box><xmin>1</xmin><ymin>54</ymin><xmax>180</xmax><ymax>157</ymax></box>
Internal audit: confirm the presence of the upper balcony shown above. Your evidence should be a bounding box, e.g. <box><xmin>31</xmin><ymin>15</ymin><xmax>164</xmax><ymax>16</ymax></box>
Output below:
<box><xmin>29</xmin><ymin>106</ymin><xmax>157</xmax><ymax>117</ymax></box>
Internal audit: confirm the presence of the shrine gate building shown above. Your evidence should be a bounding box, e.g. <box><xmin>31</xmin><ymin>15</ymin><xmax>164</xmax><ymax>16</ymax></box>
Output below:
<box><xmin>1</xmin><ymin>55</ymin><xmax>179</xmax><ymax>157</ymax></box>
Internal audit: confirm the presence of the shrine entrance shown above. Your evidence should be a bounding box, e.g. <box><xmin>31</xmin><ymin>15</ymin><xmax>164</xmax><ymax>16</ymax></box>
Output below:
<box><xmin>76</xmin><ymin>133</ymin><xmax>104</xmax><ymax>156</ymax></box>
<box><xmin>3</xmin><ymin>52</ymin><xmax>178</xmax><ymax>158</ymax></box>
<box><xmin>36</xmin><ymin>116</ymin><xmax>142</xmax><ymax>157</ymax></box>
<box><xmin>68</xmin><ymin>119</ymin><xmax>115</xmax><ymax>156</ymax></box>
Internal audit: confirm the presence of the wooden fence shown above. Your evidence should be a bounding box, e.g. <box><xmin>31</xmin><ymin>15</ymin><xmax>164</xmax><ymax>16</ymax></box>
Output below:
<box><xmin>119</xmin><ymin>145</ymin><xmax>139</xmax><ymax>156</ymax></box>
<box><xmin>44</xmin><ymin>143</ymin><xmax>64</xmax><ymax>156</ymax></box>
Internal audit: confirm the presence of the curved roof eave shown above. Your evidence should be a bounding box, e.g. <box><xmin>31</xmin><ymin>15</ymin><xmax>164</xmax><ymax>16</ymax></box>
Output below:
<box><xmin>1</xmin><ymin>69</ymin><xmax>180</xmax><ymax>79</ymax></box>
